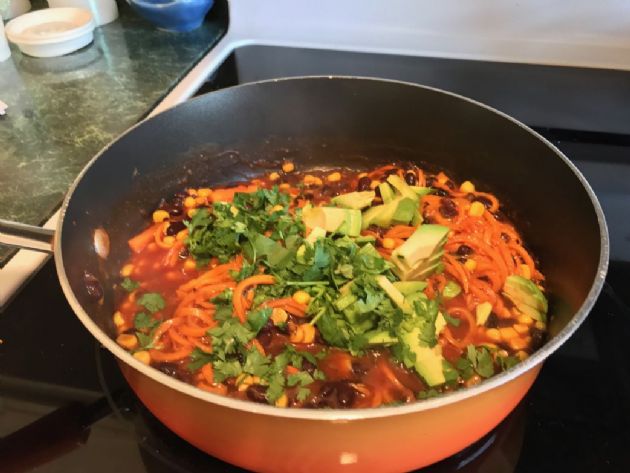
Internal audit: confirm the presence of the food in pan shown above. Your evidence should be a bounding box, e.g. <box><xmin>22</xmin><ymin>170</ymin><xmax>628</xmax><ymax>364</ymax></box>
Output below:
<box><xmin>113</xmin><ymin>162</ymin><xmax>548</xmax><ymax>408</ymax></box>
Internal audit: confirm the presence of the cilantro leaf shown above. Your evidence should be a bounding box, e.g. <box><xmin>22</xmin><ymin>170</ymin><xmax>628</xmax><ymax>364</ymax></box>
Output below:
<box><xmin>442</xmin><ymin>312</ymin><xmax>461</xmax><ymax>327</ymax></box>
<box><xmin>136</xmin><ymin>331</ymin><xmax>154</xmax><ymax>349</ymax></box>
<box><xmin>466</xmin><ymin>345</ymin><xmax>495</xmax><ymax>378</ymax></box>
<box><xmin>121</xmin><ymin>278</ymin><xmax>139</xmax><ymax>292</ymax></box>
<box><xmin>137</xmin><ymin>293</ymin><xmax>165</xmax><ymax>313</ymax></box>
<box><xmin>296</xmin><ymin>387</ymin><xmax>311</xmax><ymax>402</ymax></box>
<box><xmin>188</xmin><ymin>347</ymin><xmax>213</xmax><ymax>371</ymax></box>
<box><xmin>134</xmin><ymin>312</ymin><xmax>159</xmax><ymax>330</ymax></box>
<box><xmin>247</xmin><ymin>307</ymin><xmax>272</xmax><ymax>334</ymax></box>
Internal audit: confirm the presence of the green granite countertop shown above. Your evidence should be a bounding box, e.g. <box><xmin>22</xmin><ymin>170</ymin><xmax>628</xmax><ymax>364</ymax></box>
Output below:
<box><xmin>0</xmin><ymin>2</ymin><xmax>227</xmax><ymax>265</ymax></box>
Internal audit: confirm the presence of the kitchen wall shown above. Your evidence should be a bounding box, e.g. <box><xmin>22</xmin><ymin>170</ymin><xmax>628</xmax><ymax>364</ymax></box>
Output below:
<box><xmin>228</xmin><ymin>0</ymin><xmax>630</xmax><ymax>70</ymax></box>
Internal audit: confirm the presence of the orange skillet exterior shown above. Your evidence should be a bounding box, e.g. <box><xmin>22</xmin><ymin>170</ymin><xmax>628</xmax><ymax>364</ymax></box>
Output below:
<box><xmin>120</xmin><ymin>362</ymin><xmax>541</xmax><ymax>472</ymax></box>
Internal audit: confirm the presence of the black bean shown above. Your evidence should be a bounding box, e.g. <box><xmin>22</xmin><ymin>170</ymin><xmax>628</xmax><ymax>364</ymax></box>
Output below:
<box><xmin>178</xmin><ymin>247</ymin><xmax>189</xmax><ymax>259</ymax></box>
<box><xmin>445</xmin><ymin>180</ymin><xmax>455</xmax><ymax>190</ymax></box>
<box><xmin>384</xmin><ymin>168</ymin><xmax>399</xmax><ymax>177</ymax></box>
<box><xmin>426</xmin><ymin>177</ymin><xmax>436</xmax><ymax>187</ymax></box>
<box><xmin>83</xmin><ymin>271</ymin><xmax>103</xmax><ymax>301</ymax></box>
<box><xmin>501</xmin><ymin>233</ymin><xmax>511</xmax><ymax>242</ymax></box>
<box><xmin>336</xmin><ymin>382</ymin><xmax>356</xmax><ymax>407</ymax></box>
<box><xmin>318</xmin><ymin>383</ymin><xmax>335</xmax><ymax>399</ymax></box>
<box><xmin>156</xmin><ymin>363</ymin><xmax>178</xmax><ymax>378</ymax></box>
<box><xmin>485</xmin><ymin>313</ymin><xmax>499</xmax><ymax>328</ymax></box>
<box><xmin>302</xmin><ymin>360</ymin><xmax>317</xmax><ymax>375</ymax></box>
<box><xmin>246</xmin><ymin>385</ymin><xmax>268</xmax><ymax>404</ymax></box>
<box><xmin>404</xmin><ymin>172</ymin><xmax>417</xmax><ymax>185</ymax></box>
<box><xmin>456</xmin><ymin>244</ymin><xmax>473</xmax><ymax>257</ymax></box>
<box><xmin>352</xmin><ymin>361</ymin><xmax>368</xmax><ymax>376</ymax></box>
<box><xmin>439</xmin><ymin>198</ymin><xmax>458</xmax><ymax>219</ymax></box>
<box><xmin>374</xmin><ymin>185</ymin><xmax>382</xmax><ymax>198</ymax></box>
<box><xmin>166</xmin><ymin>221</ymin><xmax>186</xmax><ymax>236</ymax></box>
<box><xmin>433</xmin><ymin>188</ymin><xmax>449</xmax><ymax>197</ymax></box>
<box><xmin>169</xmin><ymin>207</ymin><xmax>183</xmax><ymax>217</ymax></box>
<box><xmin>530</xmin><ymin>327</ymin><xmax>546</xmax><ymax>350</ymax></box>
<box><xmin>474</xmin><ymin>196</ymin><xmax>493</xmax><ymax>209</ymax></box>
<box><xmin>357</xmin><ymin>176</ymin><xmax>371</xmax><ymax>191</ymax></box>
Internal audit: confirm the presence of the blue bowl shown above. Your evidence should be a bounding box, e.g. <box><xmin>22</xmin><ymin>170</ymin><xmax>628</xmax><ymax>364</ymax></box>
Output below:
<box><xmin>129</xmin><ymin>0</ymin><xmax>214</xmax><ymax>32</ymax></box>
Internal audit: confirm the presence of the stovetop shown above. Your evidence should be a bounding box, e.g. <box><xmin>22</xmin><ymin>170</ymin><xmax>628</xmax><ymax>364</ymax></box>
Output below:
<box><xmin>1</xmin><ymin>45</ymin><xmax>630</xmax><ymax>473</ymax></box>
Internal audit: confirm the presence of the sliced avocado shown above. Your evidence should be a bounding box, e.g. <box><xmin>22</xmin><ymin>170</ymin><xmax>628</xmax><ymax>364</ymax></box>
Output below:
<box><xmin>302</xmin><ymin>207</ymin><xmax>362</xmax><ymax>237</ymax></box>
<box><xmin>503</xmin><ymin>275</ymin><xmax>548</xmax><ymax>322</ymax></box>
<box><xmin>392</xmin><ymin>198</ymin><xmax>418</xmax><ymax>225</ymax></box>
<box><xmin>435</xmin><ymin>312</ymin><xmax>447</xmax><ymax>335</ymax></box>
<box><xmin>354</xmin><ymin>235</ymin><xmax>376</xmax><ymax>244</ymax></box>
<box><xmin>331</xmin><ymin>191</ymin><xmax>375</xmax><ymax>210</ymax></box>
<box><xmin>375</xmin><ymin>275</ymin><xmax>412</xmax><ymax>314</ymax></box>
<box><xmin>378</xmin><ymin>183</ymin><xmax>396</xmax><ymax>204</ymax></box>
<box><xmin>442</xmin><ymin>281</ymin><xmax>462</xmax><ymax>299</ymax></box>
<box><xmin>476</xmin><ymin>302</ymin><xmax>493</xmax><ymax>326</ymax></box>
<box><xmin>393</xmin><ymin>281</ymin><xmax>428</xmax><ymax>295</ymax></box>
<box><xmin>365</xmin><ymin>330</ymin><xmax>398</xmax><ymax>345</ymax></box>
<box><xmin>392</xmin><ymin>248</ymin><xmax>444</xmax><ymax>281</ymax></box>
<box><xmin>306</xmin><ymin>226</ymin><xmax>327</xmax><ymax>244</ymax></box>
<box><xmin>387</xmin><ymin>174</ymin><xmax>419</xmax><ymax>201</ymax></box>
<box><xmin>411</xmin><ymin>186</ymin><xmax>433</xmax><ymax>197</ymax></box>
<box><xmin>361</xmin><ymin>201</ymin><xmax>398</xmax><ymax>229</ymax></box>
<box><xmin>400</xmin><ymin>328</ymin><xmax>446</xmax><ymax>386</ymax></box>
<box><xmin>392</xmin><ymin>224</ymin><xmax>449</xmax><ymax>268</ymax></box>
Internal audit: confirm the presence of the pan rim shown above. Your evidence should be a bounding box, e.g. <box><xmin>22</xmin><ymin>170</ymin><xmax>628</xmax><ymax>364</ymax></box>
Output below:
<box><xmin>55</xmin><ymin>75</ymin><xmax>609</xmax><ymax>421</ymax></box>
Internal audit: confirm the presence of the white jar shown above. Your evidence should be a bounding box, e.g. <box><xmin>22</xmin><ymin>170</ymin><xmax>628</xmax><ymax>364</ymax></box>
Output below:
<box><xmin>47</xmin><ymin>0</ymin><xmax>118</xmax><ymax>26</ymax></box>
<box><xmin>0</xmin><ymin>13</ymin><xmax>11</xmax><ymax>62</ymax></box>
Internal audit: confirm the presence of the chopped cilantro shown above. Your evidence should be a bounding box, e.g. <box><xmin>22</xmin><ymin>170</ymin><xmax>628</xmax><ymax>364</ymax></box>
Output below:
<box><xmin>246</xmin><ymin>307</ymin><xmax>272</xmax><ymax>334</ymax></box>
<box><xmin>133</xmin><ymin>312</ymin><xmax>159</xmax><ymax>331</ymax></box>
<box><xmin>466</xmin><ymin>345</ymin><xmax>495</xmax><ymax>378</ymax></box>
<box><xmin>137</xmin><ymin>293</ymin><xmax>165</xmax><ymax>313</ymax></box>
<box><xmin>121</xmin><ymin>278</ymin><xmax>139</xmax><ymax>292</ymax></box>
<box><xmin>296</xmin><ymin>387</ymin><xmax>311</xmax><ymax>402</ymax></box>
<box><xmin>136</xmin><ymin>331</ymin><xmax>154</xmax><ymax>350</ymax></box>
<box><xmin>498</xmin><ymin>354</ymin><xmax>520</xmax><ymax>371</ymax></box>
<box><xmin>442</xmin><ymin>312</ymin><xmax>461</xmax><ymax>327</ymax></box>
<box><xmin>188</xmin><ymin>348</ymin><xmax>213</xmax><ymax>371</ymax></box>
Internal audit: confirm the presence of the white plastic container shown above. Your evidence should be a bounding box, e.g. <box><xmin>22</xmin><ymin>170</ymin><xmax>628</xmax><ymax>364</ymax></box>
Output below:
<box><xmin>0</xmin><ymin>0</ymin><xmax>31</xmax><ymax>21</ymax></box>
<box><xmin>47</xmin><ymin>0</ymin><xmax>118</xmax><ymax>26</ymax></box>
<box><xmin>0</xmin><ymin>13</ymin><xmax>12</xmax><ymax>61</ymax></box>
<box><xmin>5</xmin><ymin>7</ymin><xmax>95</xmax><ymax>58</ymax></box>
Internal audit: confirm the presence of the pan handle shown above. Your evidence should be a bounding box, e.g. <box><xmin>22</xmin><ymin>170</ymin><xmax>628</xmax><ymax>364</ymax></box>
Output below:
<box><xmin>0</xmin><ymin>219</ymin><xmax>55</xmax><ymax>254</ymax></box>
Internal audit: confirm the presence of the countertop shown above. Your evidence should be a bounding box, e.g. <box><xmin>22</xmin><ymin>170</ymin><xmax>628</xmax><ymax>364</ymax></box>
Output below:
<box><xmin>0</xmin><ymin>1</ymin><xmax>227</xmax><ymax>266</ymax></box>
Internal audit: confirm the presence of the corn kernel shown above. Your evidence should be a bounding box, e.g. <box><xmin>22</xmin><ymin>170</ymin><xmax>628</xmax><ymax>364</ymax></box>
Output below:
<box><xmin>120</xmin><ymin>264</ymin><xmax>134</xmax><ymax>277</ymax></box>
<box><xmin>176</xmin><ymin>229</ymin><xmax>188</xmax><ymax>241</ymax></box>
<box><xmin>162</xmin><ymin>236</ymin><xmax>175</xmax><ymax>247</ymax></box>
<box><xmin>499</xmin><ymin>327</ymin><xmax>518</xmax><ymax>341</ymax></box>
<box><xmin>152</xmin><ymin>210</ymin><xmax>170</xmax><ymax>223</ymax></box>
<box><xmin>436</xmin><ymin>173</ymin><xmax>448</xmax><ymax>185</ymax></box>
<box><xmin>197</xmin><ymin>188</ymin><xmax>212</xmax><ymax>198</ymax></box>
<box><xmin>133</xmin><ymin>350</ymin><xmax>151</xmax><ymax>365</ymax></box>
<box><xmin>292</xmin><ymin>291</ymin><xmax>311</xmax><ymax>305</ymax></box>
<box><xmin>513</xmin><ymin>324</ymin><xmax>529</xmax><ymax>335</ymax></box>
<box><xmin>289</xmin><ymin>325</ymin><xmax>303</xmax><ymax>343</ymax></box>
<box><xmin>464</xmin><ymin>259</ymin><xmax>477</xmax><ymax>272</ymax></box>
<box><xmin>534</xmin><ymin>321</ymin><xmax>546</xmax><ymax>330</ymax></box>
<box><xmin>497</xmin><ymin>349</ymin><xmax>509</xmax><ymax>358</ymax></box>
<box><xmin>509</xmin><ymin>336</ymin><xmax>530</xmax><ymax>351</ymax></box>
<box><xmin>195</xmin><ymin>196</ymin><xmax>207</xmax><ymax>205</ymax></box>
<box><xmin>275</xmin><ymin>393</ymin><xmax>288</xmax><ymax>408</ymax></box>
<box><xmin>486</xmin><ymin>328</ymin><xmax>501</xmax><ymax>342</ymax></box>
<box><xmin>269</xmin><ymin>172</ymin><xmax>280</xmax><ymax>181</ymax></box>
<box><xmin>517</xmin><ymin>314</ymin><xmax>534</xmax><ymax>325</ymax></box>
<box><xmin>279</xmin><ymin>183</ymin><xmax>291</xmax><ymax>191</ymax></box>
<box><xmin>282</xmin><ymin>161</ymin><xmax>295</xmax><ymax>173</ymax></box>
<box><xmin>271</xmin><ymin>204</ymin><xmax>284</xmax><ymax>213</ymax></box>
<box><xmin>184</xmin><ymin>196</ymin><xmax>196</xmax><ymax>208</ymax></box>
<box><xmin>465</xmin><ymin>375</ymin><xmax>482</xmax><ymax>388</ymax></box>
<box><xmin>358</xmin><ymin>172</ymin><xmax>368</xmax><ymax>179</ymax></box>
<box><xmin>516</xmin><ymin>350</ymin><xmax>529</xmax><ymax>361</ymax></box>
<box><xmin>517</xmin><ymin>264</ymin><xmax>531</xmax><ymax>279</ymax></box>
<box><xmin>230</xmin><ymin>206</ymin><xmax>239</xmax><ymax>217</ymax></box>
<box><xmin>297</xmin><ymin>323</ymin><xmax>315</xmax><ymax>344</ymax></box>
<box><xmin>369</xmin><ymin>180</ymin><xmax>380</xmax><ymax>189</ymax></box>
<box><xmin>187</xmin><ymin>188</ymin><xmax>198</xmax><ymax>196</ymax></box>
<box><xmin>469</xmin><ymin>201</ymin><xmax>485</xmax><ymax>217</ymax></box>
<box><xmin>327</xmin><ymin>172</ymin><xmax>341</xmax><ymax>182</ymax></box>
<box><xmin>237</xmin><ymin>375</ymin><xmax>260</xmax><ymax>391</ymax></box>
<box><xmin>271</xmin><ymin>308</ymin><xmax>288</xmax><ymax>325</ymax></box>
<box><xmin>116</xmin><ymin>333</ymin><xmax>138</xmax><ymax>350</ymax></box>
<box><xmin>460</xmin><ymin>180</ymin><xmax>475</xmax><ymax>193</ymax></box>
<box><xmin>113</xmin><ymin>311</ymin><xmax>125</xmax><ymax>328</ymax></box>
<box><xmin>184</xmin><ymin>259</ymin><xmax>197</xmax><ymax>271</ymax></box>
<box><xmin>304</xmin><ymin>175</ymin><xmax>323</xmax><ymax>186</ymax></box>
<box><xmin>382</xmin><ymin>238</ymin><xmax>395</xmax><ymax>249</ymax></box>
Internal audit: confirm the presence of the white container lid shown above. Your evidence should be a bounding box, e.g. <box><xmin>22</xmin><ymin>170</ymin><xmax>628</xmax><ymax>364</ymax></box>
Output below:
<box><xmin>5</xmin><ymin>7</ymin><xmax>95</xmax><ymax>57</ymax></box>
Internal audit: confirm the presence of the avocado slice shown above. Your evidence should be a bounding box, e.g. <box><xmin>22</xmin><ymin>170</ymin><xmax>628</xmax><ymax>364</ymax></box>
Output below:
<box><xmin>503</xmin><ymin>275</ymin><xmax>548</xmax><ymax>322</ymax></box>
<box><xmin>387</xmin><ymin>174</ymin><xmax>420</xmax><ymax>202</ymax></box>
<box><xmin>393</xmin><ymin>281</ymin><xmax>428</xmax><ymax>296</ymax></box>
<box><xmin>393</xmin><ymin>224</ymin><xmax>449</xmax><ymax>268</ymax></box>
<box><xmin>378</xmin><ymin>183</ymin><xmax>396</xmax><ymax>204</ymax></box>
<box><xmin>375</xmin><ymin>275</ymin><xmax>412</xmax><ymax>314</ymax></box>
<box><xmin>331</xmin><ymin>191</ymin><xmax>375</xmax><ymax>210</ymax></box>
<box><xmin>361</xmin><ymin>201</ymin><xmax>398</xmax><ymax>229</ymax></box>
<box><xmin>435</xmin><ymin>312</ymin><xmax>447</xmax><ymax>335</ymax></box>
<box><xmin>476</xmin><ymin>302</ymin><xmax>493</xmax><ymax>326</ymax></box>
<box><xmin>392</xmin><ymin>198</ymin><xmax>418</xmax><ymax>225</ymax></box>
<box><xmin>411</xmin><ymin>186</ymin><xmax>433</xmax><ymax>197</ymax></box>
<box><xmin>365</xmin><ymin>330</ymin><xmax>398</xmax><ymax>345</ymax></box>
<box><xmin>400</xmin><ymin>327</ymin><xmax>446</xmax><ymax>386</ymax></box>
<box><xmin>302</xmin><ymin>207</ymin><xmax>362</xmax><ymax>236</ymax></box>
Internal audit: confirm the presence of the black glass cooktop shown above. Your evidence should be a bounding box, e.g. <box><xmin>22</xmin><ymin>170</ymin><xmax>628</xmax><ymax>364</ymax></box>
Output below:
<box><xmin>2</xmin><ymin>46</ymin><xmax>630</xmax><ymax>473</ymax></box>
